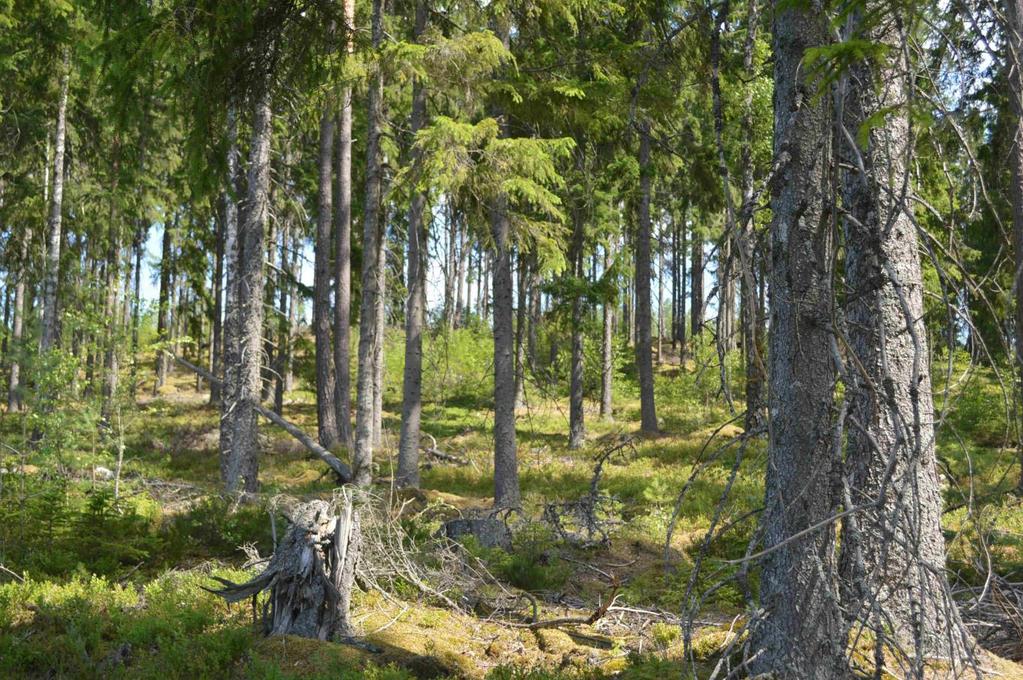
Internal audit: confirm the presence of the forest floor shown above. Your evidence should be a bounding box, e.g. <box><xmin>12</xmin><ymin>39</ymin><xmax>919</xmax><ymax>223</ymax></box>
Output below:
<box><xmin>2</xmin><ymin>337</ymin><xmax>1023</xmax><ymax>679</ymax></box>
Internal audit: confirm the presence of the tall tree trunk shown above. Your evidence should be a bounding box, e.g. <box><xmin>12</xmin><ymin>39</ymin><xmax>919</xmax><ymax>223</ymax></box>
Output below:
<box><xmin>154</xmin><ymin>215</ymin><xmax>175</xmax><ymax>393</ymax></box>
<box><xmin>749</xmin><ymin>3</ymin><xmax>846</xmax><ymax>676</ymax></box>
<box><xmin>315</xmin><ymin>108</ymin><xmax>341</xmax><ymax>448</ymax></box>
<box><xmin>838</xmin><ymin>5</ymin><xmax>968</xmax><ymax>664</ymax></box>
<box><xmin>690</xmin><ymin>229</ymin><xmax>704</xmax><ymax>345</ymax></box>
<box><xmin>656</xmin><ymin>220</ymin><xmax>664</xmax><ymax>364</ymax></box>
<box><xmin>444</xmin><ymin>205</ymin><xmax>456</xmax><ymax>328</ymax></box>
<box><xmin>740</xmin><ymin>0</ymin><xmax>765</xmax><ymax>431</ymax></box>
<box><xmin>7</xmin><ymin>236</ymin><xmax>27</xmax><ymax>411</ymax></box>
<box><xmin>568</xmin><ymin>201</ymin><xmax>586</xmax><ymax>449</ymax></box>
<box><xmin>334</xmin><ymin>0</ymin><xmax>356</xmax><ymax>448</ymax></box>
<box><xmin>352</xmin><ymin>0</ymin><xmax>385</xmax><ymax>486</ymax></box>
<box><xmin>223</xmin><ymin>86</ymin><xmax>273</xmax><ymax>494</ymax></box>
<box><xmin>397</xmin><ymin>2</ymin><xmax>429</xmax><ymax>488</ymax></box>
<box><xmin>219</xmin><ymin>108</ymin><xmax>241</xmax><ymax>481</ymax></box>
<box><xmin>40</xmin><ymin>47</ymin><xmax>70</xmax><ymax>354</ymax></box>
<box><xmin>489</xmin><ymin>16</ymin><xmax>520</xmax><ymax>509</ymax></box>
<box><xmin>600</xmin><ymin>242</ymin><xmax>614</xmax><ymax>420</ymax></box>
<box><xmin>273</xmin><ymin>205</ymin><xmax>292</xmax><ymax>415</ymax></box>
<box><xmin>635</xmin><ymin>123</ymin><xmax>658</xmax><ymax>433</ymax></box>
<box><xmin>1005</xmin><ymin>0</ymin><xmax>1023</xmax><ymax>492</ymax></box>
<box><xmin>261</xmin><ymin>212</ymin><xmax>277</xmax><ymax>403</ymax></box>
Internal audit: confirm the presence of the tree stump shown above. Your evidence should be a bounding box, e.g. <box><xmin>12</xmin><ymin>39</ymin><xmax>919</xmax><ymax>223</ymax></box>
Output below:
<box><xmin>209</xmin><ymin>492</ymin><xmax>361</xmax><ymax>640</ymax></box>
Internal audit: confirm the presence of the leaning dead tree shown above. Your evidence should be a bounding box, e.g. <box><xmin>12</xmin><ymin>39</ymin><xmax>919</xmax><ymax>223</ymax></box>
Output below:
<box><xmin>168</xmin><ymin>353</ymin><xmax>352</xmax><ymax>484</ymax></box>
<box><xmin>209</xmin><ymin>492</ymin><xmax>361</xmax><ymax>640</ymax></box>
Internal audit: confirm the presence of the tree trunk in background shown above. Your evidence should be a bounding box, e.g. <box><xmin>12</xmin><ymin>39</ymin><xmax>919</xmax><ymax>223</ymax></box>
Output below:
<box><xmin>749</xmin><ymin>3</ymin><xmax>846</xmax><ymax>676</ymax></box>
<box><xmin>444</xmin><ymin>206</ymin><xmax>456</xmax><ymax>328</ymax></box>
<box><xmin>222</xmin><ymin>87</ymin><xmax>273</xmax><ymax>494</ymax></box>
<box><xmin>656</xmin><ymin>221</ymin><xmax>664</xmax><ymax>364</ymax></box>
<box><xmin>352</xmin><ymin>0</ymin><xmax>385</xmax><ymax>486</ymax></box>
<box><xmin>740</xmin><ymin>0</ymin><xmax>764</xmax><ymax>431</ymax></box>
<box><xmin>1005</xmin><ymin>0</ymin><xmax>1023</xmax><ymax>492</ymax></box>
<box><xmin>274</xmin><ymin>209</ymin><xmax>292</xmax><ymax>415</ymax></box>
<box><xmin>154</xmin><ymin>214</ymin><xmax>175</xmax><ymax>393</ymax></box>
<box><xmin>129</xmin><ymin>222</ymin><xmax>144</xmax><ymax>396</ymax></box>
<box><xmin>568</xmin><ymin>201</ymin><xmax>586</xmax><ymax>450</ymax></box>
<box><xmin>601</xmin><ymin>243</ymin><xmax>614</xmax><ymax>419</ymax></box>
<box><xmin>334</xmin><ymin>0</ymin><xmax>356</xmax><ymax>448</ymax></box>
<box><xmin>101</xmin><ymin>149</ymin><xmax>122</xmax><ymax>422</ymax></box>
<box><xmin>315</xmin><ymin>108</ymin><xmax>341</xmax><ymax>448</ymax></box>
<box><xmin>515</xmin><ymin>250</ymin><xmax>527</xmax><ymax>409</ymax></box>
<box><xmin>219</xmin><ymin>107</ymin><xmax>242</xmax><ymax>487</ymax></box>
<box><xmin>211</xmin><ymin>210</ymin><xmax>225</xmax><ymax>405</ymax></box>
<box><xmin>456</xmin><ymin>219</ymin><xmax>468</xmax><ymax>326</ymax></box>
<box><xmin>373</xmin><ymin>220</ymin><xmax>386</xmax><ymax>447</ymax></box>
<box><xmin>7</xmin><ymin>236</ymin><xmax>27</xmax><ymax>411</ymax></box>
<box><xmin>710</xmin><ymin>3</ymin><xmax>737</xmax><ymax>358</ymax></box>
<box><xmin>690</xmin><ymin>230</ymin><xmax>703</xmax><ymax>345</ymax></box>
<box><xmin>286</xmin><ymin>226</ymin><xmax>299</xmax><ymax>393</ymax></box>
<box><xmin>260</xmin><ymin>212</ymin><xmax>277</xmax><ymax>403</ymax></box>
<box><xmin>40</xmin><ymin>47</ymin><xmax>70</xmax><ymax>355</ymax></box>
<box><xmin>838</xmin><ymin>5</ymin><xmax>968</xmax><ymax>663</ymax></box>
<box><xmin>398</xmin><ymin>3</ymin><xmax>429</xmax><ymax>488</ymax></box>
<box><xmin>635</xmin><ymin>123</ymin><xmax>658</xmax><ymax>434</ymax></box>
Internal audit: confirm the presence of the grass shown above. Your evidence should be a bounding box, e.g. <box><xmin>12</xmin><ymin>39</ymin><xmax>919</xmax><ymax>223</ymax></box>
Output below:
<box><xmin>1</xmin><ymin>331</ymin><xmax>1022</xmax><ymax>677</ymax></box>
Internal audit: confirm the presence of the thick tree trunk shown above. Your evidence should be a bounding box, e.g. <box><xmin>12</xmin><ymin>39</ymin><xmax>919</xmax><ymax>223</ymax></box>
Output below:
<box><xmin>749</xmin><ymin>4</ymin><xmax>847</xmax><ymax>677</ymax></box>
<box><xmin>352</xmin><ymin>0</ymin><xmax>385</xmax><ymax>486</ymax></box>
<box><xmin>838</xmin><ymin>5</ymin><xmax>969</xmax><ymax>664</ymax></box>
<box><xmin>489</xmin><ymin>16</ymin><xmax>520</xmax><ymax>509</ymax></box>
<box><xmin>635</xmin><ymin>124</ymin><xmax>658</xmax><ymax>434</ymax></box>
<box><xmin>334</xmin><ymin>0</ymin><xmax>356</xmax><ymax>448</ymax></box>
<box><xmin>40</xmin><ymin>48</ymin><xmax>70</xmax><ymax>354</ymax></box>
<box><xmin>397</xmin><ymin>3</ymin><xmax>429</xmax><ymax>489</ymax></box>
<box><xmin>219</xmin><ymin>111</ymin><xmax>242</xmax><ymax>487</ymax></box>
<box><xmin>315</xmin><ymin>108</ymin><xmax>341</xmax><ymax>448</ymax></box>
<box><xmin>601</xmin><ymin>243</ymin><xmax>614</xmax><ymax>420</ymax></box>
<box><xmin>222</xmin><ymin>87</ymin><xmax>273</xmax><ymax>494</ymax></box>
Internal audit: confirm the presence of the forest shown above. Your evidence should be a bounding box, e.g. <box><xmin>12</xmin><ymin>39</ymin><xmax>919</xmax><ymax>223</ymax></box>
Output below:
<box><xmin>3</xmin><ymin>0</ymin><xmax>1023</xmax><ymax>678</ymax></box>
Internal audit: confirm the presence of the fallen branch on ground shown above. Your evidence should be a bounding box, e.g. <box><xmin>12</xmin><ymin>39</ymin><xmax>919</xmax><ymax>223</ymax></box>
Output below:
<box><xmin>165</xmin><ymin>352</ymin><xmax>352</xmax><ymax>484</ymax></box>
<box><xmin>421</xmin><ymin>433</ymin><xmax>468</xmax><ymax>466</ymax></box>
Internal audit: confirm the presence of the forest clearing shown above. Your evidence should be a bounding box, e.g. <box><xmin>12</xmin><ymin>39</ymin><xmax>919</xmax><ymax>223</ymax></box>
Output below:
<box><xmin>5</xmin><ymin>0</ymin><xmax>1023</xmax><ymax>678</ymax></box>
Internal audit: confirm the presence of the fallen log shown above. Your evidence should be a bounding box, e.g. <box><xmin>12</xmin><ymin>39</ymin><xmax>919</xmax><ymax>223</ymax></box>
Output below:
<box><xmin>208</xmin><ymin>494</ymin><xmax>361</xmax><ymax>640</ymax></box>
<box><xmin>165</xmin><ymin>352</ymin><xmax>352</xmax><ymax>484</ymax></box>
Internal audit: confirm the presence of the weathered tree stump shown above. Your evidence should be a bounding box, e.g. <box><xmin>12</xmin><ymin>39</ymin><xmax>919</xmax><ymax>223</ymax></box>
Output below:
<box><xmin>209</xmin><ymin>493</ymin><xmax>361</xmax><ymax>640</ymax></box>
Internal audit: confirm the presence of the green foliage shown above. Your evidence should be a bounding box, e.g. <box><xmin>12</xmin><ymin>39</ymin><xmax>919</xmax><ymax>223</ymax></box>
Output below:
<box><xmin>464</xmin><ymin>526</ymin><xmax>570</xmax><ymax>593</ymax></box>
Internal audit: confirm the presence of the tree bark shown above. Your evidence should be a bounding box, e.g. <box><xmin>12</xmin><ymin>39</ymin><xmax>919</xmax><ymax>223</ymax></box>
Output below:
<box><xmin>372</xmin><ymin>217</ymin><xmax>387</xmax><ymax>447</ymax></box>
<box><xmin>489</xmin><ymin>16</ymin><xmax>520</xmax><ymax>509</ymax></box>
<box><xmin>315</xmin><ymin>108</ymin><xmax>342</xmax><ymax>448</ymax></box>
<box><xmin>515</xmin><ymin>249</ymin><xmax>527</xmax><ymax>409</ymax></box>
<box><xmin>352</xmin><ymin>0</ymin><xmax>385</xmax><ymax>486</ymax></box>
<box><xmin>40</xmin><ymin>47</ymin><xmax>70</xmax><ymax>354</ymax></box>
<box><xmin>749</xmin><ymin>4</ymin><xmax>847</xmax><ymax>677</ymax></box>
<box><xmin>635</xmin><ymin>123</ymin><xmax>658</xmax><ymax>433</ymax></box>
<box><xmin>568</xmin><ymin>201</ymin><xmax>586</xmax><ymax>449</ymax></box>
<box><xmin>218</xmin><ymin>109</ymin><xmax>242</xmax><ymax>489</ymax></box>
<box><xmin>691</xmin><ymin>228</ymin><xmax>704</xmax><ymax>346</ymax></box>
<box><xmin>222</xmin><ymin>85</ymin><xmax>273</xmax><ymax>494</ymax></box>
<box><xmin>101</xmin><ymin>148</ymin><xmax>123</xmax><ymax>422</ymax></box>
<box><xmin>334</xmin><ymin>0</ymin><xmax>356</xmax><ymax>448</ymax></box>
<box><xmin>397</xmin><ymin>0</ymin><xmax>430</xmax><ymax>489</ymax></box>
<box><xmin>838</xmin><ymin>4</ymin><xmax>968</xmax><ymax>663</ymax></box>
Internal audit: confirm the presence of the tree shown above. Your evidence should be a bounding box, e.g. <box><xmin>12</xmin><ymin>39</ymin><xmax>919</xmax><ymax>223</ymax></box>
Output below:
<box><xmin>837</xmin><ymin>3</ymin><xmax>969</xmax><ymax>664</ymax></box>
<box><xmin>353</xmin><ymin>0</ymin><xmax>386</xmax><ymax>487</ymax></box>
<box><xmin>314</xmin><ymin>99</ymin><xmax>341</xmax><ymax>449</ymax></box>
<box><xmin>40</xmin><ymin>47</ymin><xmax>70</xmax><ymax>355</ymax></box>
<box><xmin>397</xmin><ymin>0</ymin><xmax>430</xmax><ymax>489</ymax></box>
<box><xmin>749</xmin><ymin>2</ymin><xmax>847</xmax><ymax>676</ymax></box>
<box><xmin>635</xmin><ymin>122</ymin><xmax>658</xmax><ymax>434</ymax></box>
